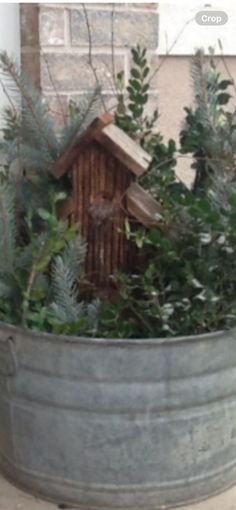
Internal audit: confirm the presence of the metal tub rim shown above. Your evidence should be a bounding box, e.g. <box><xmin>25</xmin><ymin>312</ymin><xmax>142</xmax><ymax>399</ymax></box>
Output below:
<box><xmin>0</xmin><ymin>319</ymin><xmax>232</xmax><ymax>347</ymax></box>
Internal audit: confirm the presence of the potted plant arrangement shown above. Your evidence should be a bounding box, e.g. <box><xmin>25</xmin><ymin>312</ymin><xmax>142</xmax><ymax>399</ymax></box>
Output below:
<box><xmin>0</xmin><ymin>48</ymin><xmax>236</xmax><ymax>510</ymax></box>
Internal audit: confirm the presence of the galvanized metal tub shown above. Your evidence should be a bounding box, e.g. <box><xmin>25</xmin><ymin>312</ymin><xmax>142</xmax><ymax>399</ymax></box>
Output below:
<box><xmin>0</xmin><ymin>320</ymin><xmax>236</xmax><ymax>509</ymax></box>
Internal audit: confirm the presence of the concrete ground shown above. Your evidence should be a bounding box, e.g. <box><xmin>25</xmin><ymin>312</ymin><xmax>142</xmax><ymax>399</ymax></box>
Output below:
<box><xmin>0</xmin><ymin>475</ymin><xmax>236</xmax><ymax>510</ymax></box>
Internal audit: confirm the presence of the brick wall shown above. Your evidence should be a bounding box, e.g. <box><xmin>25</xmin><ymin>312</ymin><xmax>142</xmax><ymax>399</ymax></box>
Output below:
<box><xmin>20</xmin><ymin>3</ymin><xmax>159</xmax><ymax>128</ymax></box>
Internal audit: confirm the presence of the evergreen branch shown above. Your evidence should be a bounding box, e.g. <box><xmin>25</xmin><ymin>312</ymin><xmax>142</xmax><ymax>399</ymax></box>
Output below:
<box><xmin>0</xmin><ymin>52</ymin><xmax>57</xmax><ymax>160</ymax></box>
<box><xmin>50</xmin><ymin>237</ymin><xmax>87</xmax><ymax>323</ymax></box>
<box><xmin>76</xmin><ymin>89</ymin><xmax>101</xmax><ymax>136</ymax></box>
<box><xmin>60</xmin><ymin>88</ymin><xmax>101</xmax><ymax>153</ymax></box>
<box><xmin>0</xmin><ymin>279</ymin><xmax>13</xmax><ymax>299</ymax></box>
<box><xmin>0</xmin><ymin>77</ymin><xmax>17</xmax><ymax>117</ymax></box>
<box><xmin>87</xmin><ymin>298</ymin><xmax>100</xmax><ymax>332</ymax></box>
<box><xmin>51</xmin><ymin>256</ymin><xmax>82</xmax><ymax>323</ymax></box>
<box><xmin>0</xmin><ymin>183</ymin><xmax>16</xmax><ymax>273</ymax></box>
<box><xmin>61</xmin><ymin>236</ymin><xmax>87</xmax><ymax>279</ymax></box>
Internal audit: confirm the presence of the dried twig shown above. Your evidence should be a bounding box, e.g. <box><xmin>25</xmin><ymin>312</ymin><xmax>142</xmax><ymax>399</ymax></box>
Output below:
<box><xmin>45</xmin><ymin>105</ymin><xmax>69</xmax><ymax>120</ymax></box>
<box><xmin>41</xmin><ymin>52</ymin><xmax>67</xmax><ymax>126</ymax></box>
<box><xmin>149</xmin><ymin>15</ymin><xmax>195</xmax><ymax>85</ymax></box>
<box><xmin>111</xmin><ymin>4</ymin><xmax>118</xmax><ymax>98</ymax></box>
<box><xmin>82</xmin><ymin>3</ymin><xmax>107</xmax><ymax>112</ymax></box>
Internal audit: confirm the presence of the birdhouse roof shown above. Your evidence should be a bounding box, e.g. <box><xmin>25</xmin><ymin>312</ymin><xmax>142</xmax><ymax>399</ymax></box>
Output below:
<box><xmin>51</xmin><ymin>113</ymin><xmax>152</xmax><ymax>180</ymax></box>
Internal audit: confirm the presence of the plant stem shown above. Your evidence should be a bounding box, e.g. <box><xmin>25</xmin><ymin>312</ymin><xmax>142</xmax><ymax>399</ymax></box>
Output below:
<box><xmin>22</xmin><ymin>265</ymin><xmax>37</xmax><ymax>327</ymax></box>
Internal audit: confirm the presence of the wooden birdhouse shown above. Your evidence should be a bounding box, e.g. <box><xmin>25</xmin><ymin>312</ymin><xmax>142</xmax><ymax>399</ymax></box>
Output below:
<box><xmin>52</xmin><ymin>113</ymin><xmax>160</xmax><ymax>287</ymax></box>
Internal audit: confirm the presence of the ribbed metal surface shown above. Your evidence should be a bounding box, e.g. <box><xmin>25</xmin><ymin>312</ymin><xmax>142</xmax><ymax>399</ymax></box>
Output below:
<box><xmin>0</xmin><ymin>321</ymin><xmax>236</xmax><ymax>509</ymax></box>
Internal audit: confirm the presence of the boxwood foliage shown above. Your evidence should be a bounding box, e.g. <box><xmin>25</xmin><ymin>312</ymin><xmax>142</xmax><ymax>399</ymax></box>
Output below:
<box><xmin>97</xmin><ymin>48</ymin><xmax>236</xmax><ymax>338</ymax></box>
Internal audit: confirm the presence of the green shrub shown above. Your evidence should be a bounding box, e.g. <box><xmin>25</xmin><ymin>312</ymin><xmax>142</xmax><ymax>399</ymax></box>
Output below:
<box><xmin>1</xmin><ymin>48</ymin><xmax>236</xmax><ymax>339</ymax></box>
<box><xmin>98</xmin><ymin>48</ymin><xmax>236</xmax><ymax>338</ymax></box>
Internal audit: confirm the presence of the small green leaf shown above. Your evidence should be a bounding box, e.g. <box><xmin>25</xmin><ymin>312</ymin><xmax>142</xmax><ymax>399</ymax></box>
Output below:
<box><xmin>54</xmin><ymin>192</ymin><xmax>67</xmax><ymax>203</ymax></box>
<box><xmin>129</xmin><ymin>79</ymin><xmax>142</xmax><ymax>92</ymax></box>
<box><xmin>140</xmin><ymin>94</ymin><xmax>148</xmax><ymax>105</ymax></box>
<box><xmin>129</xmin><ymin>103</ymin><xmax>143</xmax><ymax>118</ymax></box>
<box><xmin>218</xmin><ymin>79</ymin><xmax>233</xmax><ymax>90</ymax></box>
<box><xmin>116</xmin><ymin>70</ymin><xmax>125</xmax><ymax>90</ymax></box>
<box><xmin>143</xmin><ymin>67</ymin><xmax>150</xmax><ymax>79</ymax></box>
<box><xmin>216</xmin><ymin>93</ymin><xmax>231</xmax><ymax>105</ymax></box>
<box><xmin>130</xmin><ymin>68</ymin><xmax>141</xmax><ymax>79</ymax></box>
<box><xmin>37</xmin><ymin>209</ymin><xmax>51</xmax><ymax>221</ymax></box>
<box><xmin>140</xmin><ymin>59</ymin><xmax>147</xmax><ymax>69</ymax></box>
<box><xmin>142</xmin><ymin>83</ymin><xmax>150</xmax><ymax>93</ymax></box>
<box><xmin>131</xmin><ymin>48</ymin><xmax>140</xmax><ymax>65</ymax></box>
<box><xmin>117</xmin><ymin>70</ymin><xmax>124</xmax><ymax>81</ymax></box>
